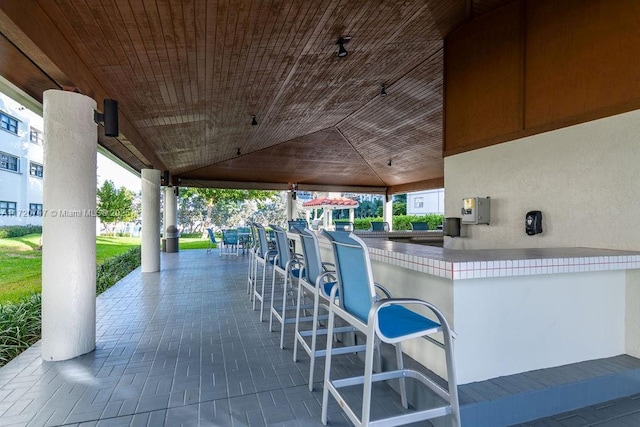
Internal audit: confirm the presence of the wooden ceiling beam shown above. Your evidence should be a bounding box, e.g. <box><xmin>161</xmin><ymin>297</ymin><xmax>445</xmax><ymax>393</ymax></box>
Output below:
<box><xmin>0</xmin><ymin>1</ymin><xmax>166</xmax><ymax>170</ymax></box>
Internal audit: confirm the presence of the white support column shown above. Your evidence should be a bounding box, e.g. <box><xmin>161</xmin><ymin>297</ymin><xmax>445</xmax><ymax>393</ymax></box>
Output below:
<box><xmin>165</xmin><ymin>187</ymin><xmax>177</xmax><ymax>234</ymax></box>
<box><xmin>383</xmin><ymin>196</ymin><xmax>393</xmax><ymax>231</ymax></box>
<box><xmin>162</xmin><ymin>187</ymin><xmax>168</xmax><ymax>251</ymax></box>
<box><xmin>164</xmin><ymin>186</ymin><xmax>178</xmax><ymax>252</ymax></box>
<box><xmin>349</xmin><ymin>208</ymin><xmax>355</xmax><ymax>225</ymax></box>
<box><xmin>286</xmin><ymin>191</ymin><xmax>297</xmax><ymax>221</ymax></box>
<box><xmin>141</xmin><ymin>169</ymin><xmax>161</xmax><ymax>272</ymax></box>
<box><xmin>42</xmin><ymin>90</ymin><xmax>97</xmax><ymax>361</ymax></box>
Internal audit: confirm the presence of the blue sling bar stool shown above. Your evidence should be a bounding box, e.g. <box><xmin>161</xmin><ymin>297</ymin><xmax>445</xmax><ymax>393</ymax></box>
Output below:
<box><xmin>320</xmin><ymin>231</ymin><xmax>460</xmax><ymax>427</ymax></box>
<box><xmin>291</xmin><ymin>227</ymin><xmax>361</xmax><ymax>391</ymax></box>
<box><xmin>268</xmin><ymin>225</ymin><xmax>303</xmax><ymax>349</ymax></box>
<box><xmin>252</xmin><ymin>223</ymin><xmax>277</xmax><ymax>321</ymax></box>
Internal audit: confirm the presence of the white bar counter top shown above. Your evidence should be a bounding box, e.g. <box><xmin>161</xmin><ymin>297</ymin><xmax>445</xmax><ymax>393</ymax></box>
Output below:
<box><xmin>302</xmin><ymin>231</ymin><xmax>640</xmax><ymax>384</ymax></box>
<box><xmin>357</xmin><ymin>237</ymin><xmax>640</xmax><ymax>280</ymax></box>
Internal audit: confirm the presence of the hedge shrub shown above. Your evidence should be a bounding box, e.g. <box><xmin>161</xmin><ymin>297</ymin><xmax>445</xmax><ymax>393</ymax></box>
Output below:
<box><xmin>0</xmin><ymin>246</ymin><xmax>141</xmax><ymax>367</ymax></box>
<box><xmin>353</xmin><ymin>214</ymin><xmax>444</xmax><ymax>231</ymax></box>
<box><xmin>0</xmin><ymin>294</ymin><xmax>41</xmax><ymax>366</ymax></box>
<box><xmin>0</xmin><ymin>225</ymin><xmax>43</xmax><ymax>239</ymax></box>
<box><xmin>96</xmin><ymin>246</ymin><xmax>141</xmax><ymax>294</ymax></box>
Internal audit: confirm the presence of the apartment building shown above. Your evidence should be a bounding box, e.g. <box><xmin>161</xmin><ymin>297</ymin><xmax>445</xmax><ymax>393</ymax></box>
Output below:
<box><xmin>0</xmin><ymin>93</ymin><xmax>44</xmax><ymax>226</ymax></box>
<box><xmin>406</xmin><ymin>188</ymin><xmax>444</xmax><ymax>215</ymax></box>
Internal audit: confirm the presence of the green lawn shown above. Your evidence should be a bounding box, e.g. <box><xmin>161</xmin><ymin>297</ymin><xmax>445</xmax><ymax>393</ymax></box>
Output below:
<box><xmin>0</xmin><ymin>234</ymin><xmax>213</xmax><ymax>304</ymax></box>
<box><xmin>178</xmin><ymin>236</ymin><xmax>212</xmax><ymax>250</ymax></box>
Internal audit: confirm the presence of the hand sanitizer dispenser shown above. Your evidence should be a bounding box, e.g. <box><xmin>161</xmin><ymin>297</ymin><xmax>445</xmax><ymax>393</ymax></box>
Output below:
<box><xmin>461</xmin><ymin>197</ymin><xmax>490</xmax><ymax>225</ymax></box>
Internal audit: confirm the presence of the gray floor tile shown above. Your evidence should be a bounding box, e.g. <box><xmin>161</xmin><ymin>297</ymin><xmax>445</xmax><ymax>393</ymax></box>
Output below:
<box><xmin>1</xmin><ymin>250</ymin><xmax>639</xmax><ymax>427</ymax></box>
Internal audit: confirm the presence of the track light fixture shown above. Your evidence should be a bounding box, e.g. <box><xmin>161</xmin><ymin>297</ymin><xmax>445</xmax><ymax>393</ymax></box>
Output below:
<box><xmin>336</xmin><ymin>36</ymin><xmax>350</xmax><ymax>57</ymax></box>
<box><xmin>237</xmin><ymin>148</ymin><xmax>241</xmax><ymax>156</ymax></box>
<box><xmin>251</xmin><ymin>115</ymin><xmax>258</xmax><ymax>126</ymax></box>
<box><xmin>380</xmin><ymin>84</ymin><xmax>387</xmax><ymax>97</ymax></box>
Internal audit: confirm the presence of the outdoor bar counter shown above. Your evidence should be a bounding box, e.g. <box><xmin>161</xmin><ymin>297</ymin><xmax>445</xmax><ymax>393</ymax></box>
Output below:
<box><xmin>300</xmin><ymin>232</ymin><xmax>640</xmax><ymax>385</ymax></box>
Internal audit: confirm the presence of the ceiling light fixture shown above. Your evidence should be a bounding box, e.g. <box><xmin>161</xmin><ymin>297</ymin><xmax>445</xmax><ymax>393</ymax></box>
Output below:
<box><xmin>380</xmin><ymin>84</ymin><xmax>387</xmax><ymax>97</ymax></box>
<box><xmin>388</xmin><ymin>159</ymin><xmax>392</xmax><ymax>166</ymax></box>
<box><xmin>251</xmin><ymin>115</ymin><xmax>258</xmax><ymax>126</ymax></box>
<box><xmin>336</xmin><ymin>36</ymin><xmax>350</xmax><ymax>57</ymax></box>
<box><xmin>237</xmin><ymin>148</ymin><xmax>241</xmax><ymax>156</ymax></box>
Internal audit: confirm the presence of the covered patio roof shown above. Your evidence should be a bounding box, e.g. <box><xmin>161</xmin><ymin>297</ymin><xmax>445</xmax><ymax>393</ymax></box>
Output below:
<box><xmin>0</xmin><ymin>0</ymin><xmax>515</xmax><ymax>194</ymax></box>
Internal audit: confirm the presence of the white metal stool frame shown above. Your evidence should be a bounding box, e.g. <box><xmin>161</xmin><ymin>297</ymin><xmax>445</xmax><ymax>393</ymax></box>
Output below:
<box><xmin>320</xmin><ymin>231</ymin><xmax>461</xmax><ymax>427</ymax></box>
<box><xmin>290</xmin><ymin>227</ymin><xmax>359</xmax><ymax>391</ymax></box>
<box><xmin>252</xmin><ymin>223</ymin><xmax>277</xmax><ymax>321</ymax></box>
<box><xmin>268</xmin><ymin>224</ymin><xmax>305</xmax><ymax>349</ymax></box>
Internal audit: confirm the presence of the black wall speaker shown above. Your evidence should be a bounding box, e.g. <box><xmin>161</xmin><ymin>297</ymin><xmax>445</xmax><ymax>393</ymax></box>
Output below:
<box><xmin>103</xmin><ymin>99</ymin><xmax>119</xmax><ymax>137</ymax></box>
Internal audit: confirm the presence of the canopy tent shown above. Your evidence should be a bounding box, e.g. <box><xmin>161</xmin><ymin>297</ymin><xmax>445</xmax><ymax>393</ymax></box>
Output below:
<box><xmin>302</xmin><ymin>197</ymin><xmax>359</xmax><ymax>230</ymax></box>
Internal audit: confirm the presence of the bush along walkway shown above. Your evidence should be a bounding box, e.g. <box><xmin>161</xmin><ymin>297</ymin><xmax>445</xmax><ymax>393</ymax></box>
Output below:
<box><xmin>0</xmin><ymin>246</ymin><xmax>141</xmax><ymax>367</ymax></box>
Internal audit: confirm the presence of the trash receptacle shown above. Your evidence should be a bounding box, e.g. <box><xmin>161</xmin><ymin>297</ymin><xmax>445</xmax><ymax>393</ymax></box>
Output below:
<box><xmin>165</xmin><ymin>226</ymin><xmax>179</xmax><ymax>253</ymax></box>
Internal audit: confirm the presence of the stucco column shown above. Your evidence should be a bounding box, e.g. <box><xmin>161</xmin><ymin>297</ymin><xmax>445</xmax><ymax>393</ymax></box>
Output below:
<box><xmin>165</xmin><ymin>187</ymin><xmax>177</xmax><ymax>234</ymax></box>
<box><xmin>286</xmin><ymin>192</ymin><xmax>297</xmax><ymax>221</ymax></box>
<box><xmin>162</xmin><ymin>187</ymin><xmax>168</xmax><ymax>251</ymax></box>
<box><xmin>349</xmin><ymin>208</ymin><xmax>355</xmax><ymax>225</ymax></box>
<box><xmin>164</xmin><ymin>186</ymin><xmax>178</xmax><ymax>252</ymax></box>
<box><xmin>141</xmin><ymin>169</ymin><xmax>161</xmax><ymax>272</ymax></box>
<box><xmin>41</xmin><ymin>90</ymin><xmax>96</xmax><ymax>361</ymax></box>
<box><xmin>383</xmin><ymin>197</ymin><xmax>393</xmax><ymax>230</ymax></box>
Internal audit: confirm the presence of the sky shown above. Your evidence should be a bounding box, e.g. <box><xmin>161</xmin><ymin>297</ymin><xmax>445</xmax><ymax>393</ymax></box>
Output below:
<box><xmin>97</xmin><ymin>153</ymin><xmax>141</xmax><ymax>193</ymax></box>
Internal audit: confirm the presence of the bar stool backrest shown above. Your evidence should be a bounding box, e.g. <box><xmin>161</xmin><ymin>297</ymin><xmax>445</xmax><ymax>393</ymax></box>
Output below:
<box><xmin>255</xmin><ymin>223</ymin><xmax>270</xmax><ymax>258</ymax></box>
<box><xmin>270</xmin><ymin>225</ymin><xmax>292</xmax><ymax>269</ymax></box>
<box><xmin>322</xmin><ymin>231</ymin><xmax>376</xmax><ymax>323</ymax></box>
<box><xmin>293</xmin><ymin>227</ymin><xmax>323</xmax><ymax>285</ymax></box>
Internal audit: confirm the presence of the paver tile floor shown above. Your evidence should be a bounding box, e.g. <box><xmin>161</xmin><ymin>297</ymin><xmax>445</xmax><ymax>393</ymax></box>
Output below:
<box><xmin>0</xmin><ymin>250</ymin><xmax>429</xmax><ymax>426</ymax></box>
<box><xmin>1</xmin><ymin>249</ymin><xmax>639</xmax><ymax>426</ymax></box>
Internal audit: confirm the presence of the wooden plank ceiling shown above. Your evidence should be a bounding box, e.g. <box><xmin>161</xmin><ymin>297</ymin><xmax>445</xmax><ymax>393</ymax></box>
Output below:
<box><xmin>0</xmin><ymin>0</ymin><xmax>515</xmax><ymax>193</ymax></box>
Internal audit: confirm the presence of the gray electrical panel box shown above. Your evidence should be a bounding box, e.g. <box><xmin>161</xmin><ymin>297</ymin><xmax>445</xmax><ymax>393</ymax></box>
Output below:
<box><xmin>461</xmin><ymin>197</ymin><xmax>490</xmax><ymax>224</ymax></box>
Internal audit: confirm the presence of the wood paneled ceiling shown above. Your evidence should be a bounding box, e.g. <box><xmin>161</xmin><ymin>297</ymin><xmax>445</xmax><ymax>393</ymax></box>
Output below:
<box><xmin>0</xmin><ymin>0</ymin><xmax>514</xmax><ymax>193</ymax></box>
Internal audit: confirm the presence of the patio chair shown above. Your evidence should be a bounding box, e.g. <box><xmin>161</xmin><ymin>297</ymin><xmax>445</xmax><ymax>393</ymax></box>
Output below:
<box><xmin>370</xmin><ymin>221</ymin><xmax>389</xmax><ymax>231</ymax></box>
<box><xmin>334</xmin><ymin>220</ymin><xmax>353</xmax><ymax>231</ymax></box>
<box><xmin>206</xmin><ymin>228</ymin><xmax>217</xmax><ymax>254</ymax></box>
<box><xmin>287</xmin><ymin>219</ymin><xmax>309</xmax><ymax>231</ymax></box>
<box><xmin>291</xmin><ymin>227</ymin><xmax>360</xmax><ymax>391</ymax></box>
<box><xmin>220</xmin><ymin>229</ymin><xmax>240</xmax><ymax>256</ymax></box>
<box><xmin>410</xmin><ymin>221</ymin><xmax>429</xmax><ymax>231</ymax></box>
<box><xmin>237</xmin><ymin>226</ymin><xmax>251</xmax><ymax>254</ymax></box>
<box><xmin>320</xmin><ymin>231</ymin><xmax>460</xmax><ymax>427</ymax></box>
<box><xmin>268</xmin><ymin>225</ymin><xmax>303</xmax><ymax>348</ymax></box>
<box><xmin>252</xmin><ymin>224</ymin><xmax>277</xmax><ymax>321</ymax></box>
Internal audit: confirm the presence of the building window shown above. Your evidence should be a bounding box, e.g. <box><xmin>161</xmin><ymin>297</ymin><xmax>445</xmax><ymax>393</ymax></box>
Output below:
<box><xmin>29</xmin><ymin>203</ymin><xmax>43</xmax><ymax>216</ymax></box>
<box><xmin>0</xmin><ymin>201</ymin><xmax>17</xmax><ymax>216</ymax></box>
<box><xmin>414</xmin><ymin>197</ymin><xmax>424</xmax><ymax>209</ymax></box>
<box><xmin>30</xmin><ymin>127</ymin><xmax>44</xmax><ymax>144</ymax></box>
<box><xmin>0</xmin><ymin>152</ymin><xmax>19</xmax><ymax>172</ymax></box>
<box><xmin>0</xmin><ymin>112</ymin><xmax>18</xmax><ymax>134</ymax></box>
<box><xmin>30</xmin><ymin>162</ymin><xmax>43</xmax><ymax>178</ymax></box>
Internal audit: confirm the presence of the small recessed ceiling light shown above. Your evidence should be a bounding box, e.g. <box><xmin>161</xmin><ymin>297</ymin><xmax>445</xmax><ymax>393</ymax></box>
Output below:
<box><xmin>336</xmin><ymin>36</ymin><xmax>350</xmax><ymax>57</ymax></box>
<box><xmin>251</xmin><ymin>115</ymin><xmax>258</xmax><ymax>126</ymax></box>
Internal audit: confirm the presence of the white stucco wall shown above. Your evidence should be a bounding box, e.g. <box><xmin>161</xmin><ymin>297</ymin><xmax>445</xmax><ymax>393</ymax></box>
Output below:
<box><xmin>444</xmin><ymin>108</ymin><xmax>640</xmax><ymax>360</ymax></box>
<box><xmin>444</xmin><ymin>108</ymin><xmax>640</xmax><ymax>251</ymax></box>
